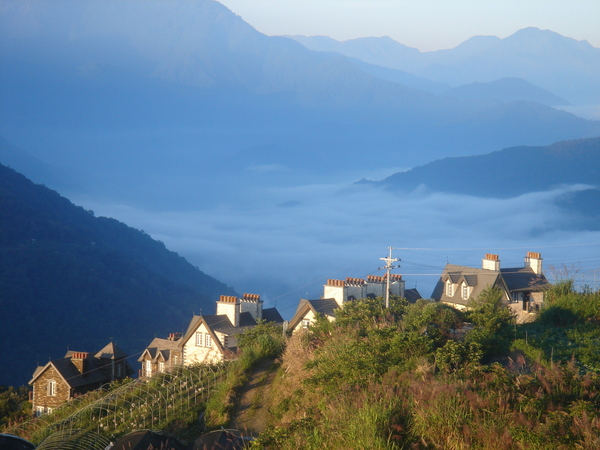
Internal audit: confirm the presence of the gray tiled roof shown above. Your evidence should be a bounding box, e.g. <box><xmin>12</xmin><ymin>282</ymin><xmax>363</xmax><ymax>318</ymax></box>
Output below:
<box><xmin>262</xmin><ymin>307</ymin><xmax>284</xmax><ymax>324</ymax></box>
<box><xmin>501</xmin><ymin>267</ymin><xmax>549</xmax><ymax>292</ymax></box>
<box><xmin>289</xmin><ymin>298</ymin><xmax>340</xmax><ymax>329</ymax></box>
<box><xmin>31</xmin><ymin>357</ymin><xmax>110</xmax><ymax>389</ymax></box>
<box><xmin>432</xmin><ymin>264</ymin><xmax>504</xmax><ymax>306</ymax></box>
<box><xmin>432</xmin><ymin>263</ymin><xmax>550</xmax><ymax>306</ymax></box>
<box><xmin>95</xmin><ymin>342</ymin><xmax>128</xmax><ymax>360</ymax></box>
<box><xmin>404</xmin><ymin>288</ymin><xmax>422</xmax><ymax>303</ymax></box>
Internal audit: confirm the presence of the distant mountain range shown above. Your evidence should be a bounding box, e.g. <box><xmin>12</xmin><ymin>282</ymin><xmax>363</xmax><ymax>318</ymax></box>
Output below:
<box><xmin>371</xmin><ymin>137</ymin><xmax>600</xmax><ymax>197</ymax></box>
<box><xmin>365</xmin><ymin>137</ymin><xmax>600</xmax><ymax>230</ymax></box>
<box><xmin>290</xmin><ymin>28</ymin><xmax>600</xmax><ymax>105</ymax></box>
<box><xmin>1</xmin><ymin>1</ymin><xmax>599</xmax><ymax>213</ymax></box>
<box><xmin>0</xmin><ymin>163</ymin><xmax>235</xmax><ymax>387</ymax></box>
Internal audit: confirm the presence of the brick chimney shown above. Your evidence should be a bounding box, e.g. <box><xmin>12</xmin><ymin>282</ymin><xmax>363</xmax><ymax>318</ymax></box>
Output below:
<box><xmin>168</xmin><ymin>332</ymin><xmax>182</xmax><ymax>341</ymax></box>
<box><xmin>240</xmin><ymin>293</ymin><xmax>263</xmax><ymax>321</ymax></box>
<box><xmin>524</xmin><ymin>251</ymin><xmax>543</xmax><ymax>275</ymax></box>
<box><xmin>482</xmin><ymin>253</ymin><xmax>500</xmax><ymax>271</ymax></box>
<box><xmin>323</xmin><ymin>279</ymin><xmax>346</xmax><ymax>308</ymax></box>
<box><xmin>216</xmin><ymin>295</ymin><xmax>240</xmax><ymax>327</ymax></box>
<box><xmin>71</xmin><ymin>352</ymin><xmax>89</xmax><ymax>374</ymax></box>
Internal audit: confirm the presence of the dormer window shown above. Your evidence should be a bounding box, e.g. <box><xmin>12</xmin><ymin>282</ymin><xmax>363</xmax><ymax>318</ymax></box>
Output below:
<box><xmin>462</xmin><ymin>283</ymin><xmax>468</xmax><ymax>300</ymax></box>
<box><xmin>446</xmin><ymin>280</ymin><xmax>453</xmax><ymax>297</ymax></box>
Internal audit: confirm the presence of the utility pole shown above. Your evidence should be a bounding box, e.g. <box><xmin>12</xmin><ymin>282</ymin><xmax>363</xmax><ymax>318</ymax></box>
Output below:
<box><xmin>379</xmin><ymin>247</ymin><xmax>400</xmax><ymax>308</ymax></box>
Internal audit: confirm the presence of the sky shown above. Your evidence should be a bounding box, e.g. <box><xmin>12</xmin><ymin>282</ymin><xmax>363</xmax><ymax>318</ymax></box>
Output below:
<box><xmin>218</xmin><ymin>0</ymin><xmax>600</xmax><ymax>51</ymax></box>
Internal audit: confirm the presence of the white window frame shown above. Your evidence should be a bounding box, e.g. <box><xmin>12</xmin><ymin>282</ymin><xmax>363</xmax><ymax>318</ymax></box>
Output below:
<box><xmin>446</xmin><ymin>280</ymin><xmax>453</xmax><ymax>297</ymax></box>
<box><xmin>462</xmin><ymin>283</ymin><xmax>468</xmax><ymax>300</ymax></box>
<box><xmin>196</xmin><ymin>332</ymin><xmax>203</xmax><ymax>346</ymax></box>
<box><xmin>302</xmin><ymin>318</ymin><xmax>311</xmax><ymax>329</ymax></box>
<box><xmin>35</xmin><ymin>406</ymin><xmax>45</xmax><ymax>417</ymax></box>
<box><xmin>205</xmin><ymin>334</ymin><xmax>212</xmax><ymax>348</ymax></box>
<box><xmin>158</xmin><ymin>362</ymin><xmax>165</xmax><ymax>373</ymax></box>
<box><xmin>145</xmin><ymin>360</ymin><xmax>152</xmax><ymax>377</ymax></box>
<box><xmin>48</xmin><ymin>379</ymin><xmax>56</xmax><ymax>396</ymax></box>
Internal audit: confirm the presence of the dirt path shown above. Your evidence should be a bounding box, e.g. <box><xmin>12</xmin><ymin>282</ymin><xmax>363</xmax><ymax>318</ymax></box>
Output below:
<box><xmin>229</xmin><ymin>358</ymin><xmax>278</xmax><ymax>437</ymax></box>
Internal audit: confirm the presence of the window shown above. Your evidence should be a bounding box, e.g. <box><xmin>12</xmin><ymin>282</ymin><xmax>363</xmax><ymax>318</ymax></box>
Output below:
<box><xmin>47</xmin><ymin>407</ymin><xmax>53</xmax><ymax>414</ymax></box>
<box><xmin>159</xmin><ymin>362</ymin><xmax>165</xmax><ymax>373</ymax></box>
<box><xmin>446</xmin><ymin>280</ymin><xmax>453</xmax><ymax>297</ymax></box>
<box><xmin>205</xmin><ymin>334</ymin><xmax>212</xmax><ymax>348</ymax></box>
<box><xmin>35</xmin><ymin>406</ymin><xmax>45</xmax><ymax>417</ymax></box>
<box><xmin>462</xmin><ymin>284</ymin><xmax>468</xmax><ymax>300</ymax></box>
<box><xmin>196</xmin><ymin>332</ymin><xmax>203</xmax><ymax>346</ymax></box>
<box><xmin>145</xmin><ymin>360</ymin><xmax>152</xmax><ymax>377</ymax></box>
<box><xmin>47</xmin><ymin>380</ymin><xmax>56</xmax><ymax>396</ymax></box>
<box><xmin>173</xmin><ymin>355</ymin><xmax>180</xmax><ymax>366</ymax></box>
<box><xmin>302</xmin><ymin>319</ymin><xmax>311</xmax><ymax>329</ymax></box>
<box><xmin>512</xmin><ymin>292</ymin><xmax>520</xmax><ymax>302</ymax></box>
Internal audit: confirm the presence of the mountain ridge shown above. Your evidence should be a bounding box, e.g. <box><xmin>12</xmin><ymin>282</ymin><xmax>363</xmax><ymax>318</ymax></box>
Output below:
<box><xmin>0</xmin><ymin>163</ymin><xmax>236</xmax><ymax>386</ymax></box>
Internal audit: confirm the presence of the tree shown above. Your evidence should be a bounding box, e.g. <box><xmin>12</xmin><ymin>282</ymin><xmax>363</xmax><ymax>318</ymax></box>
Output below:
<box><xmin>465</xmin><ymin>287</ymin><xmax>515</xmax><ymax>360</ymax></box>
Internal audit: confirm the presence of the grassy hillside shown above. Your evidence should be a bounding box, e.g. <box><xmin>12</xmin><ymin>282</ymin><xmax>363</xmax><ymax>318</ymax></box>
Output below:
<box><xmin>3</xmin><ymin>284</ymin><xmax>600</xmax><ymax>448</ymax></box>
<box><xmin>257</xmin><ymin>288</ymin><xmax>600</xmax><ymax>448</ymax></box>
<box><xmin>0</xmin><ymin>163</ymin><xmax>235</xmax><ymax>386</ymax></box>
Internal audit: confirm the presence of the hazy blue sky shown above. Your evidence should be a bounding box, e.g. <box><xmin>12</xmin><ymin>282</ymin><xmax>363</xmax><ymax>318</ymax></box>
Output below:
<box><xmin>219</xmin><ymin>0</ymin><xmax>600</xmax><ymax>51</ymax></box>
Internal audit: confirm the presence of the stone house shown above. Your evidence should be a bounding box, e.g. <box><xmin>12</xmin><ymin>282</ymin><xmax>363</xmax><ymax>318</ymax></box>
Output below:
<box><xmin>138</xmin><ymin>333</ymin><xmax>183</xmax><ymax>378</ymax></box>
<box><xmin>289</xmin><ymin>275</ymin><xmax>421</xmax><ymax>332</ymax></box>
<box><xmin>177</xmin><ymin>293</ymin><xmax>284</xmax><ymax>365</ymax></box>
<box><xmin>29</xmin><ymin>342</ymin><xmax>132</xmax><ymax>416</ymax></box>
<box><xmin>431</xmin><ymin>251</ymin><xmax>550</xmax><ymax>323</ymax></box>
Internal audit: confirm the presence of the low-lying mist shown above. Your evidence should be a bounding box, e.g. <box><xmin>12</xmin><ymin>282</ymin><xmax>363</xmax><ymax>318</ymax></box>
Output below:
<box><xmin>74</xmin><ymin>179</ymin><xmax>600</xmax><ymax>319</ymax></box>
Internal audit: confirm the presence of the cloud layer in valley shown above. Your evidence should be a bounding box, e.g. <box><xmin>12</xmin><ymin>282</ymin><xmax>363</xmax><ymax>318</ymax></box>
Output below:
<box><xmin>76</xmin><ymin>181</ymin><xmax>600</xmax><ymax>319</ymax></box>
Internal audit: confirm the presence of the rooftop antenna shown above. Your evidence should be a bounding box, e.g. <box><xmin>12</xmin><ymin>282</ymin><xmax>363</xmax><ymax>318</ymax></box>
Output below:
<box><xmin>379</xmin><ymin>247</ymin><xmax>400</xmax><ymax>308</ymax></box>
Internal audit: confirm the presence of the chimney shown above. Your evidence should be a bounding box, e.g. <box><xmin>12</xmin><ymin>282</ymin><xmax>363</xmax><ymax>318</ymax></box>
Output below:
<box><xmin>71</xmin><ymin>352</ymin><xmax>89</xmax><ymax>374</ymax></box>
<box><xmin>240</xmin><ymin>293</ymin><xmax>263</xmax><ymax>321</ymax></box>
<box><xmin>168</xmin><ymin>332</ymin><xmax>182</xmax><ymax>341</ymax></box>
<box><xmin>482</xmin><ymin>253</ymin><xmax>500</xmax><ymax>271</ymax></box>
<box><xmin>216</xmin><ymin>295</ymin><xmax>240</xmax><ymax>327</ymax></box>
<box><xmin>524</xmin><ymin>251</ymin><xmax>543</xmax><ymax>275</ymax></box>
<box><xmin>323</xmin><ymin>279</ymin><xmax>347</xmax><ymax>308</ymax></box>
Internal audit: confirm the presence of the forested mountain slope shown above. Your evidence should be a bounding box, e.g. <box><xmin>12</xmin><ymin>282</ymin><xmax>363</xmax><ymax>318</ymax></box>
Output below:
<box><xmin>0</xmin><ymin>163</ymin><xmax>235</xmax><ymax>386</ymax></box>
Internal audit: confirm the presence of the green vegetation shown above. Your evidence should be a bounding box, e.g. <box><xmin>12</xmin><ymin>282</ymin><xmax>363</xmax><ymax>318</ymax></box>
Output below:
<box><xmin>255</xmin><ymin>287</ymin><xmax>600</xmax><ymax>448</ymax></box>
<box><xmin>4</xmin><ymin>286</ymin><xmax>600</xmax><ymax>448</ymax></box>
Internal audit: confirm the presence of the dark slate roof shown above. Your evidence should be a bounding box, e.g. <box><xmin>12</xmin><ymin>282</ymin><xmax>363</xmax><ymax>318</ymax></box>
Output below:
<box><xmin>31</xmin><ymin>357</ymin><xmax>110</xmax><ymax>389</ymax></box>
<box><xmin>432</xmin><ymin>264</ymin><xmax>504</xmax><ymax>306</ymax></box>
<box><xmin>138</xmin><ymin>337</ymin><xmax>180</xmax><ymax>362</ymax></box>
<box><xmin>289</xmin><ymin>298</ymin><xmax>340</xmax><ymax>329</ymax></box>
<box><xmin>262</xmin><ymin>307</ymin><xmax>284</xmax><ymax>324</ymax></box>
<box><xmin>464</xmin><ymin>274</ymin><xmax>478</xmax><ymax>286</ymax></box>
<box><xmin>501</xmin><ymin>267</ymin><xmax>549</xmax><ymax>292</ymax></box>
<box><xmin>432</xmin><ymin>262</ymin><xmax>550</xmax><ymax>306</ymax></box>
<box><xmin>404</xmin><ymin>288</ymin><xmax>422</xmax><ymax>303</ymax></box>
<box><xmin>95</xmin><ymin>342</ymin><xmax>128</xmax><ymax>360</ymax></box>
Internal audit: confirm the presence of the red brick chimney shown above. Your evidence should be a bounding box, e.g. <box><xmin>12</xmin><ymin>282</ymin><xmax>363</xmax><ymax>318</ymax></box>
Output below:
<box><xmin>71</xmin><ymin>352</ymin><xmax>89</xmax><ymax>374</ymax></box>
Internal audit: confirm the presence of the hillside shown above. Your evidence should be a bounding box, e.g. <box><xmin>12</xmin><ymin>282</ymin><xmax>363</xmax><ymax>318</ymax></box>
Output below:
<box><xmin>371</xmin><ymin>136</ymin><xmax>600</xmax><ymax>197</ymax></box>
<box><xmin>0</xmin><ymin>163</ymin><xmax>235</xmax><ymax>387</ymax></box>
<box><xmin>5</xmin><ymin>287</ymin><xmax>600</xmax><ymax>448</ymax></box>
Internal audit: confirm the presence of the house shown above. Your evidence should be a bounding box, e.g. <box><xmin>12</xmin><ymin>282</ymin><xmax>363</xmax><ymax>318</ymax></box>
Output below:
<box><xmin>138</xmin><ymin>333</ymin><xmax>183</xmax><ymax>378</ymax></box>
<box><xmin>431</xmin><ymin>251</ymin><xmax>550</xmax><ymax>323</ymax></box>
<box><xmin>289</xmin><ymin>274</ymin><xmax>421</xmax><ymax>332</ymax></box>
<box><xmin>29</xmin><ymin>342</ymin><xmax>132</xmax><ymax>416</ymax></box>
<box><xmin>177</xmin><ymin>293</ymin><xmax>284</xmax><ymax>365</ymax></box>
